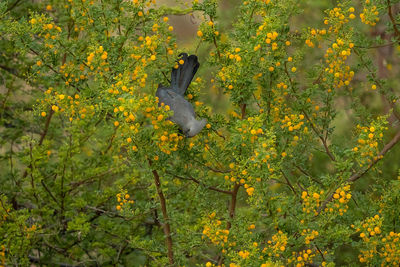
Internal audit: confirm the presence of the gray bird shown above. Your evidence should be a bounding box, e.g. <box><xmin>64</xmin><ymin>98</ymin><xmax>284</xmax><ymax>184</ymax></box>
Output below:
<box><xmin>156</xmin><ymin>53</ymin><xmax>207</xmax><ymax>137</ymax></box>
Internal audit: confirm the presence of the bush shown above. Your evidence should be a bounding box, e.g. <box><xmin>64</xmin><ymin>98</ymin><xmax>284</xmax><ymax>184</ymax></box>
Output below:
<box><xmin>1</xmin><ymin>0</ymin><xmax>400</xmax><ymax>266</ymax></box>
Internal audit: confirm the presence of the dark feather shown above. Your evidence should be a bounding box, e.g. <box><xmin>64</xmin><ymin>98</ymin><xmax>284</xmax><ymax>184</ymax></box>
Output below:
<box><xmin>170</xmin><ymin>53</ymin><xmax>199</xmax><ymax>95</ymax></box>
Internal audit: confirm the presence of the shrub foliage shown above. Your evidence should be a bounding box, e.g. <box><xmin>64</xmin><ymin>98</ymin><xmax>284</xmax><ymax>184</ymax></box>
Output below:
<box><xmin>1</xmin><ymin>0</ymin><xmax>400</xmax><ymax>266</ymax></box>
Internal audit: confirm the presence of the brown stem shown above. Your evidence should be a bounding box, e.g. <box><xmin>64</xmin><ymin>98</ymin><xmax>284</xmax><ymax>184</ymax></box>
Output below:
<box><xmin>39</xmin><ymin>108</ymin><xmax>55</xmax><ymax>146</ymax></box>
<box><xmin>302</xmin><ymin>112</ymin><xmax>336</xmax><ymax>161</ymax></box>
<box><xmin>226</xmin><ymin>183</ymin><xmax>240</xmax><ymax>231</ymax></box>
<box><xmin>241</xmin><ymin>103</ymin><xmax>247</xmax><ymax>119</ymax></box>
<box><xmin>349</xmin><ymin>130</ymin><xmax>400</xmax><ymax>182</ymax></box>
<box><xmin>148</xmin><ymin>160</ymin><xmax>174</xmax><ymax>265</ymax></box>
<box><xmin>387</xmin><ymin>0</ymin><xmax>400</xmax><ymax>39</ymax></box>
<box><xmin>281</xmin><ymin>170</ymin><xmax>298</xmax><ymax>196</ymax></box>
<box><xmin>209</xmin><ymin>16</ymin><xmax>221</xmax><ymax>59</ymax></box>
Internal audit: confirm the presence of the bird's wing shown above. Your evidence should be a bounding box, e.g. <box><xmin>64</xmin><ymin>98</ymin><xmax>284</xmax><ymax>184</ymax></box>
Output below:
<box><xmin>166</xmin><ymin>89</ymin><xmax>196</xmax><ymax>118</ymax></box>
<box><xmin>156</xmin><ymin>86</ymin><xmax>196</xmax><ymax>127</ymax></box>
<box><xmin>170</xmin><ymin>53</ymin><xmax>200</xmax><ymax>95</ymax></box>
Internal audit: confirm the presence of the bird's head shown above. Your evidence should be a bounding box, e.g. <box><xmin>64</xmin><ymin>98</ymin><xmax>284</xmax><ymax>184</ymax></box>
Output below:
<box><xmin>186</xmin><ymin>118</ymin><xmax>207</xmax><ymax>138</ymax></box>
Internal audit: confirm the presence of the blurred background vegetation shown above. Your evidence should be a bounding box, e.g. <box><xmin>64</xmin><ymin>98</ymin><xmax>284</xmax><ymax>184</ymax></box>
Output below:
<box><xmin>1</xmin><ymin>0</ymin><xmax>400</xmax><ymax>266</ymax></box>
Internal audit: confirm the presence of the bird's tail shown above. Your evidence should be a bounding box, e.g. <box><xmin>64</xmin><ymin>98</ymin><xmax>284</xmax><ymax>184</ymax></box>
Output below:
<box><xmin>170</xmin><ymin>53</ymin><xmax>199</xmax><ymax>95</ymax></box>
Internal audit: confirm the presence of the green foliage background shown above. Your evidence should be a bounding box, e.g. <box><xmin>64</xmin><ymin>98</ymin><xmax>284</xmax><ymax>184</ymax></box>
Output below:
<box><xmin>1</xmin><ymin>0</ymin><xmax>400</xmax><ymax>266</ymax></box>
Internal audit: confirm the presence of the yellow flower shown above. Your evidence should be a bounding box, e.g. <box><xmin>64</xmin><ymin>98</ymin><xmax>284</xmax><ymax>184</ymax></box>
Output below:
<box><xmin>197</xmin><ymin>30</ymin><xmax>203</xmax><ymax>37</ymax></box>
<box><xmin>246</xmin><ymin>187</ymin><xmax>254</xmax><ymax>196</ymax></box>
<box><xmin>41</xmin><ymin>112</ymin><xmax>46</xmax><ymax>117</ymax></box>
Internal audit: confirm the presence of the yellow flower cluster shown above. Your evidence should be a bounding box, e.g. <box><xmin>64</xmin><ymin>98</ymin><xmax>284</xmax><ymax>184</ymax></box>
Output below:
<box><xmin>120</xmin><ymin>95</ymin><xmax>178</xmax><ymax>152</ymax></box>
<box><xmin>238</xmin><ymin>250</ymin><xmax>250</xmax><ymax>259</ymax></box>
<box><xmin>24</xmin><ymin>224</ymin><xmax>38</xmax><ymax>239</ymax></box>
<box><xmin>156</xmin><ymin>131</ymin><xmax>183</xmax><ymax>155</ymax></box>
<box><xmin>301</xmin><ymin>229</ymin><xmax>319</xmax><ymax>245</ymax></box>
<box><xmin>305</xmin><ymin>28</ymin><xmax>327</xmax><ymax>48</ymax></box>
<box><xmin>360</xmin><ymin>0</ymin><xmax>379</xmax><ymax>26</ymax></box>
<box><xmin>323</xmin><ymin>5</ymin><xmax>356</xmax><ymax>33</ymax></box>
<box><xmin>226</xmin><ymin>48</ymin><xmax>243</xmax><ymax>63</ymax></box>
<box><xmin>29</xmin><ymin>15</ymin><xmax>62</xmax><ymax>55</ymax></box>
<box><xmin>42</xmin><ymin>88</ymin><xmax>95</xmax><ymax>122</ymax></box>
<box><xmin>288</xmin><ymin>248</ymin><xmax>319</xmax><ymax>267</ymax></box>
<box><xmin>324</xmin><ymin>185</ymin><xmax>351</xmax><ymax>215</ymax></box>
<box><xmin>301</xmin><ymin>190</ymin><xmax>324</xmax><ymax>215</ymax></box>
<box><xmin>116</xmin><ymin>191</ymin><xmax>134</xmax><ymax>211</ymax></box>
<box><xmin>378</xmin><ymin>231</ymin><xmax>400</xmax><ymax>265</ymax></box>
<box><xmin>280</xmin><ymin>113</ymin><xmax>306</xmax><ymax>143</ymax></box>
<box><xmin>324</xmin><ymin>38</ymin><xmax>354</xmax><ymax>89</ymax></box>
<box><xmin>262</xmin><ymin>230</ymin><xmax>288</xmax><ymax>257</ymax></box>
<box><xmin>202</xmin><ymin>212</ymin><xmax>230</xmax><ymax>248</ymax></box>
<box><xmin>196</xmin><ymin>18</ymin><xmax>219</xmax><ymax>41</ymax></box>
<box><xmin>86</xmin><ymin>45</ymin><xmax>109</xmax><ymax>68</ymax></box>
<box><xmin>255</xmin><ymin>21</ymin><xmax>280</xmax><ymax>51</ymax></box>
<box><xmin>225</xmin><ymin>160</ymin><xmax>256</xmax><ymax>195</ymax></box>
<box><xmin>59</xmin><ymin>62</ymin><xmax>87</xmax><ymax>85</ymax></box>
<box><xmin>353</xmin><ymin>214</ymin><xmax>400</xmax><ymax>264</ymax></box>
<box><xmin>108</xmin><ymin>79</ymin><xmax>137</xmax><ymax>95</ymax></box>
<box><xmin>353</xmin><ymin>123</ymin><xmax>385</xmax><ymax>166</ymax></box>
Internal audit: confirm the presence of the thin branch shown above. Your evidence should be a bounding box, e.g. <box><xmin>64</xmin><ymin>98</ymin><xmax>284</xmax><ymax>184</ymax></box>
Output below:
<box><xmin>226</xmin><ymin>183</ymin><xmax>240</xmax><ymax>230</ymax></box>
<box><xmin>281</xmin><ymin>170</ymin><xmax>298</xmax><ymax>196</ymax></box>
<box><xmin>349</xmin><ymin>130</ymin><xmax>400</xmax><ymax>182</ymax></box>
<box><xmin>40</xmin><ymin>179</ymin><xmax>59</xmax><ymax>205</ymax></box>
<box><xmin>355</xmin><ymin>41</ymin><xmax>398</xmax><ymax>49</ymax></box>
<box><xmin>302</xmin><ymin>112</ymin><xmax>336</xmax><ymax>161</ymax></box>
<box><xmin>284</xmin><ymin>62</ymin><xmax>336</xmax><ymax>161</ymax></box>
<box><xmin>317</xmin><ymin>130</ymin><xmax>400</xmax><ymax>214</ymax></box>
<box><xmin>295</xmin><ymin>165</ymin><xmax>323</xmax><ymax>185</ymax></box>
<box><xmin>387</xmin><ymin>0</ymin><xmax>400</xmax><ymax>39</ymax></box>
<box><xmin>39</xmin><ymin>108</ymin><xmax>55</xmax><ymax>146</ymax></box>
<box><xmin>6</xmin><ymin>0</ymin><xmax>22</xmax><ymax>12</ymax></box>
<box><xmin>148</xmin><ymin>159</ymin><xmax>174</xmax><ymax>265</ymax></box>
<box><xmin>167</xmin><ymin>172</ymin><xmax>232</xmax><ymax>195</ymax></box>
